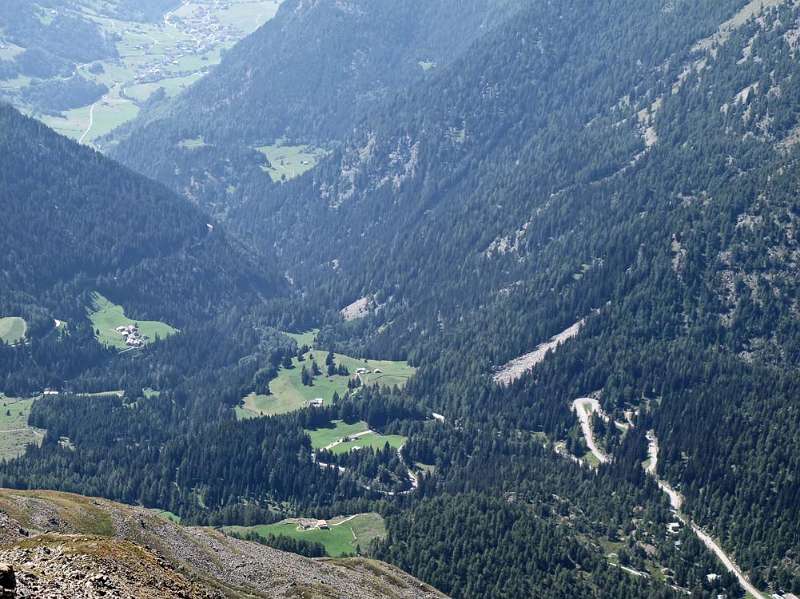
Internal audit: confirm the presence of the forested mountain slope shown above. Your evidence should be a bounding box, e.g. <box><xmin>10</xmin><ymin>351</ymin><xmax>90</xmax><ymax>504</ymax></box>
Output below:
<box><xmin>110</xmin><ymin>0</ymin><xmax>523</xmax><ymax>214</ymax></box>
<box><xmin>4</xmin><ymin>1</ymin><xmax>800</xmax><ymax>598</ymax></box>
<box><xmin>212</xmin><ymin>0</ymin><xmax>800</xmax><ymax>592</ymax></box>
<box><xmin>0</xmin><ymin>104</ymin><xmax>281</xmax><ymax>323</ymax></box>
<box><xmin>231</xmin><ymin>0</ymin><xmax>751</xmax><ymax>351</ymax></box>
<box><xmin>0</xmin><ymin>103</ymin><xmax>283</xmax><ymax>392</ymax></box>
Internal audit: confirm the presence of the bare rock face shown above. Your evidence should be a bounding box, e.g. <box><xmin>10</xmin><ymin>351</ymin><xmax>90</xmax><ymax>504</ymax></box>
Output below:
<box><xmin>0</xmin><ymin>538</ymin><xmax>217</xmax><ymax>599</ymax></box>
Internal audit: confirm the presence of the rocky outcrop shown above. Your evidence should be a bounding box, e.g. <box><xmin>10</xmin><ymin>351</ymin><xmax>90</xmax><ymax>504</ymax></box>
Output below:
<box><xmin>0</xmin><ymin>489</ymin><xmax>445</xmax><ymax>599</ymax></box>
<box><xmin>0</xmin><ymin>537</ymin><xmax>215</xmax><ymax>598</ymax></box>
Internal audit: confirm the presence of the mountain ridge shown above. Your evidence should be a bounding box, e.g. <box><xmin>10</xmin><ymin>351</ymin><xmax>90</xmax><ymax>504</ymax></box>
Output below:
<box><xmin>0</xmin><ymin>488</ymin><xmax>445</xmax><ymax>598</ymax></box>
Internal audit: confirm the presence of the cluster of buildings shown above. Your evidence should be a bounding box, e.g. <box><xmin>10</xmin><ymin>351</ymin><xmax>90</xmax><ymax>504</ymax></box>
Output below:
<box><xmin>116</xmin><ymin>325</ymin><xmax>147</xmax><ymax>348</ymax></box>
<box><xmin>129</xmin><ymin>4</ymin><xmax>241</xmax><ymax>86</ymax></box>
<box><xmin>356</xmin><ymin>367</ymin><xmax>382</xmax><ymax>375</ymax></box>
<box><xmin>299</xmin><ymin>519</ymin><xmax>329</xmax><ymax>531</ymax></box>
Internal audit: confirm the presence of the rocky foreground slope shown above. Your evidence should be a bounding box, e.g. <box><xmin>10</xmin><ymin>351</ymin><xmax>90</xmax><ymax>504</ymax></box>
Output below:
<box><xmin>0</xmin><ymin>489</ymin><xmax>444</xmax><ymax>598</ymax></box>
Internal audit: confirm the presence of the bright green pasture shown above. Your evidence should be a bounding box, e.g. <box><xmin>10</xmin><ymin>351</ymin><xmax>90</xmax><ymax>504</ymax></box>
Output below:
<box><xmin>87</xmin><ymin>292</ymin><xmax>177</xmax><ymax>350</ymax></box>
<box><xmin>284</xmin><ymin>329</ymin><xmax>319</xmax><ymax>348</ymax></box>
<box><xmin>306</xmin><ymin>420</ymin><xmax>370</xmax><ymax>449</ymax></box>
<box><xmin>0</xmin><ymin>397</ymin><xmax>43</xmax><ymax>460</ymax></box>
<box><xmin>224</xmin><ymin>512</ymin><xmax>386</xmax><ymax>557</ymax></box>
<box><xmin>0</xmin><ymin>317</ymin><xmax>27</xmax><ymax>344</ymax></box>
<box><xmin>328</xmin><ymin>432</ymin><xmax>406</xmax><ymax>455</ymax></box>
<box><xmin>236</xmin><ymin>348</ymin><xmax>415</xmax><ymax>419</ymax></box>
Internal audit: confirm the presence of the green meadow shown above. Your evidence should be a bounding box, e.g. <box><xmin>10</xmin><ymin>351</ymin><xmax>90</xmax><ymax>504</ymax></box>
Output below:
<box><xmin>152</xmin><ymin>509</ymin><xmax>182</xmax><ymax>524</ymax></box>
<box><xmin>236</xmin><ymin>344</ymin><xmax>415</xmax><ymax>419</ymax></box>
<box><xmin>0</xmin><ymin>317</ymin><xmax>27</xmax><ymax>344</ymax></box>
<box><xmin>257</xmin><ymin>143</ymin><xmax>329</xmax><ymax>182</ymax></box>
<box><xmin>177</xmin><ymin>136</ymin><xmax>208</xmax><ymax>150</ymax></box>
<box><xmin>327</xmin><ymin>431</ymin><xmax>406</xmax><ymax>455</ymax></box>
<box><xmin>306</xmin><ymin>420</ymin><xmax>370</xmax><ymax>450</ymax></box>
<box><xmin>306</xmin><ymin>420</ymin><xmax>407</xmax><ymax>455</ymax></box>
<box><xmin>284</xmin><ymin>329</ymin><xmax>319</xmax><ymax>348</ymax></box>
<box><xmin>87</xmin><ymin>292</ymin><xmax>178</xmax><ymax>350</ymax></box>
<box><xmin>224</xmin><ymin>512</ymin><xmax>386</xmax><ymax>557</ymax></box>
<box><xmin>0</xmin><ymin>396</ymin><xmax>43</xmax><ymax>461</ymax></box>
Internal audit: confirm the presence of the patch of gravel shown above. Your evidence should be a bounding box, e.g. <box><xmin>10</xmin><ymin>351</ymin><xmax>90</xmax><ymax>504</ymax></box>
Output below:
<box><xmin>493</xmin><ymin>318</ymin><xmax>585</xmax><ymax>385</ymax></box>
<box><xmin>1</xmin><ymin>536</ymin><xmax>217</xmax><ymax>598</ymax></box>
<box><xmin>340</xmin><ymin>297</ymin><xmax>371</xmax><ymax>321</ymax></box>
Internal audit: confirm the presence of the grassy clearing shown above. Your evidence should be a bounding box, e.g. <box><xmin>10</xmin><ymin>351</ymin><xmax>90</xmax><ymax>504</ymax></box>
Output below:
<box><xmin>123</xmin><ymin>72</ymin><xmax>204</xmax><ymax>103</ymax></box>
<box><xmin>0</xmin><ymin>75</ymin><xmax>32</xmax><ymax>95</ymax></box>
<box><xmin>531</xmin><ymin>431</ymin><xmax>549</xmax><ymax>446</ymax></box>
<box><xmin>329</xmin><ymin>432</ymin><xmax>406</xmax><ymax>455</ymax></box>
<box><xmin>87</xmin><ymin>292</ymin><xmax>178</xmax><ymax>350</ymax></box>
<box><xmin>257</xmin><ymin>144</ymin><xmax>329</xmax><ymax>182</ymax></box>
<box><xmin>75</xmin><ymin>390</ymin><xmax>124</xmax><ymax>399</ymax></box>
<box><xmin>42</xmin><ymin>85</ymin><xmax>141</xmax><ymax>143</ymax></box>
<box><xmin>237</xmin><ymin>348</ymin><xmax>415</xmax><ymax>419</ymax></box>
<box><xmin>0</xmin><ymin>396</ymin><xmax>44</xmax><ymax>461</ymax></box>
<box><xmin>0</xmin><ymin>317</ymin><xmax>27</xmax><ymax>344</ymax></box>
<box><xmin>581</xmin><ymin>450</ymin><xmax>601</xmax><ymax>468</ymax></box>
<box><xmin>235</xmin><ymin>392</ymin><xmax>305</xmax><ymax>419</ymax></box>
<box><xmin>178</xmin><ymin>136</ymin><xmax>207</xmax><ymax>150</ymax></box>
<box><xmin>224</xmin><ymin>512</ymin><xmax>386</xmax><ymax>557</ymax></box>
<box><xmin>85</xmin><ymin>95</ymin><xmax>140</xmax><ymax>142</ymax></box>
<box><xmin>306</xmin><ymin>420</ymin><xmax>370</xmax><ymax>449</ymax></box>
<box><xmin>285</xmin><ymin>329</ymin><xmax>319</xmax><ymax>348</ymax></box>
<box><xmin>123</xmin><ymin>81</ymin><xmax>161</xmax><ymax>102</ymax></box>
<box><xmin>40</xmin><ymin>106</ymin><xmax>90</xmax><ymax>139</ymax></box>
<box><xmin>416</xmin><ymin>462</ymin><xmax>436</xmax><ymax>476</ymax></box>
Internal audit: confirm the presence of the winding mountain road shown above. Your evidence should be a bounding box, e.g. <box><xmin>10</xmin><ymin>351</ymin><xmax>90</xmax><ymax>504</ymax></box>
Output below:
<box><xmin>571</xmin><ymin>398</ymin><xmax>610</xmax><ymax>464</ymax></box>
<box><xmin>644</xmin><ymin>431</ymin><xmax>682</xmax><ymax>511</ymax></box>
<box><xmin>569</xmin><ymin>398</ymin><xmax>767</xmax><ymax>598</ymax></box>
<box><xmin>644</xmin><ymin>430</ymin><xmax>766</xmax><ymax>599</ymax></box>
<box><xmin>78</xmin><ymin>103</ymin><xmax>96</xmax><ymax>144</ymax></box>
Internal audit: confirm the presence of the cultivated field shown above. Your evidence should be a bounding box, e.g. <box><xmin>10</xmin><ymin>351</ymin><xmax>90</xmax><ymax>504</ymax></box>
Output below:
<box><xmin>88</xmin><ymin>292</ymin><xmax>177</xmax><ymax>350</ymax></box>
<box><xmin>224</xmin><ymin>512</ymin><xmax>386</xmax><ymax>557</ymax></box>
<box><xmin>0</xmin><ymin>396</ymin><xmax>44</xmax><ymax>461</ymax></box>
<box><xmin>0</xmin><ymin>317</ymin><xmax>27</xmax><ymax>345</ymax></box>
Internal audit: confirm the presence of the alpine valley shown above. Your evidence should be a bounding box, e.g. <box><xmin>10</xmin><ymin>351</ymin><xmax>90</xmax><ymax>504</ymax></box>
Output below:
<box><xmin>1</xmin><ymin>1</ymin><xmax>799</xmax><ymax>598</ymax></box>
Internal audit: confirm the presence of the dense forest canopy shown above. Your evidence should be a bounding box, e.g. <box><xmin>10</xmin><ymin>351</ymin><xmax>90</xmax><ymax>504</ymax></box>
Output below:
<box><xmin>108</xmin><ymin>0</ymin><xmax>527</xmax><ymax>215</ymax></box>
<box><xmin>0</xmin><ymin>104</ymin><xmax>285</xmax><ymax>392</ymax></box>
<box><xmin>2</xmin><ymin>0</ymin><xmax>800</xmax><ymax>598</ymax></box>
